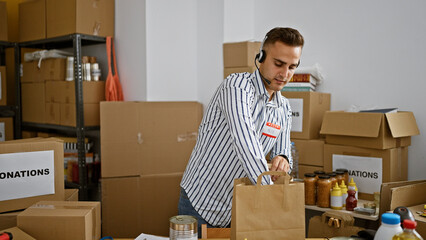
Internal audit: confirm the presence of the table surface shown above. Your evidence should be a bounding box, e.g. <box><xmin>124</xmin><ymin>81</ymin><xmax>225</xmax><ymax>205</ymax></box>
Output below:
<box><xmin>304</xmin><ymin>199</ymin><xmax>379</xmax><ymax>221</ymax></box>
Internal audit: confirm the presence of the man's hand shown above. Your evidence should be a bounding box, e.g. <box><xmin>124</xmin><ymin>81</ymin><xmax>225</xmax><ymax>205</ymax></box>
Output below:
<box><xmin>270</xmin><ymin>155</ymin><xmax>290</xmax><ymax>182</ymax></box>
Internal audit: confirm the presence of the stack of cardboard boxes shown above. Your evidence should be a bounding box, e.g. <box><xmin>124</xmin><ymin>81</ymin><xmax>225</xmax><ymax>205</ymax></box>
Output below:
<box><xmin>223</xmin><ymin>41</ymin><xmax>260</xmax><ymax>79</ymax></box>
<box><xmin>0</xmin><ymin>66</ymin><xmax>14</xmax><ymax>141</ymax></box>
<box><xmin>100</xmin><ymin>101</ymin><xmax>203</xmax><ymax>237</ymax></box>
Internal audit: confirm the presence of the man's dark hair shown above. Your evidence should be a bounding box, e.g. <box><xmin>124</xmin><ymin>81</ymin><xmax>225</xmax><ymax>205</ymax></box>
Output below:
<box><xmin>264</xmin><ymin>27</ymin><xmax>304</xmax><ymax>48</ymax></box>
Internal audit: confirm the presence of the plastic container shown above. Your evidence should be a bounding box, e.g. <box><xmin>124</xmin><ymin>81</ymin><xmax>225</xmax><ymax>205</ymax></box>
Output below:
<box><xmin>340</xmin><ymin>180</ymin><xmax>348</xmax><ymax>207</ymax></box>
<box><xmin>290</xmin><ymin>142</ymin><xmax>299</xmax><ymax>179</ymax></box>
<box><xmin>304</xmin><ymin>173</ymin><xmax>317</xmax><ymax>205</ymax></box>
<box><xmin>374</xmin><ymin>213</ymin><xmax>403</xmax><ymax>240</ymax></box>
<box><xmin>392</xmin><ymin>219</ymin><xmax>423</xmax><ymax>240</ymax></box>
<box><xmin>346</xmin><ymin>189</ymin><xmax>357</xmax><ymax>211</ymax></box>
<box><xmin>348</xmin><ymin>178</ymin><xmax>358</xmax><ymax>200</ymax></box>
<box><xmin>330</xmin><ymin>182</ymin><xmax>343</xmax><ymax>210</ymax></box>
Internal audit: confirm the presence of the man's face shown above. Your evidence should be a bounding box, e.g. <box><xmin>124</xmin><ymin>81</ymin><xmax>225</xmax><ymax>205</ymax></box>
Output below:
<box><xmin>259</xmin><ymin>41</ymin><xmax>302</xmax><ymax>94</ymax></box>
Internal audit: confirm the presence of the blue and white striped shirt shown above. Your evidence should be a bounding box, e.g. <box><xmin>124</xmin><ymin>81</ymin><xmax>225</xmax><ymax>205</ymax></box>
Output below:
<box><xmin>181</xmin><ymin>70</ymin><xmax>293</xmax><ymax>227</ymax></box>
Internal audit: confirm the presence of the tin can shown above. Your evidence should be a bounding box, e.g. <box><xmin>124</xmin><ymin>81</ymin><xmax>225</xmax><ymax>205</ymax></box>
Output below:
<box><xmin>169</xmin><ymin>215</ymin><xmax>197</xmax><ymax>240</ymax></box>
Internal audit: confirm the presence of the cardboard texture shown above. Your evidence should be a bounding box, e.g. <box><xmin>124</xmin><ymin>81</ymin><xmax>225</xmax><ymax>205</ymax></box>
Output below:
<box><xmin>45</xmin><ymin>81</ymin><xmax>105</xmax><ymax>103</ymax></box>
<box><xmin>292</xmin><ymin>139</ymin><xmax>324</xmax><ymax>166</ymax></box>
<box><xmin>389</xmin><ymin>182</ymin><xmax>426</xmax><ymax>211</ymax></box>
<box><xmin>101</xmin><ymin>101</ymin><xmax>203</xmax><ymax>178</ymax></box>
<box><xmin>60</xmin><ymin>103</ymin><xmax>100</xmax><ymax>126</ymax></box>
<box><xmin>0</xmin><ymin>227</ymin><xmax>36</xmax><ymax>240</ymax></box>
<box><xmin>282</xmin><ymin>92</ymin><xmax>331</xmax><ymax>139</ymax></box>
<box><xmin>0</xmin><ymin>2</ymin><xmax>7</xmax><ymax>41</ymax></box>
<box><xmin>223</xmin><ymin>66</ymin><xmax>257</xmax><ymax>79</ymax></box>
<box><xmin>18</xmin><ymin>201</ymin><xmax>98</xmax><ymax>240</ymax></box>
<box><xmin>0</xmin><ymin>66</ymin><xmax>7</xmax><ymax>106</ymax></box>
<box><xmin>324</xmin><ymin>144</ymin><xmax>408</xmax><ymax>200</ymax></box>
<box><xmin>19</xmin><ymin>0</ymin><xmax>46</xmax><ymax>42</ymax></box>
<box><xmin>320</xmin><ymin>111</ymin><xmax>419</xmax><ymax>149</ymax></box>
<box><xmin>46</xmin><ymin>0</ymin><xmax>114</xmax><ymax>38</ymax></box>
<box><xmin>45</xmin><ymin>102</ymin><xmax>60</xmax><ymax>124</ymax></box>
<box><xmin>101</xmin><ymin>173</ymin><xmax>183</xmax><ymax>238</ymax></box>
<box><xmin>21</xmin><ymin>82</ymin><xmax>45</xmax><ymax>123</ymax></box>
<box><xmin>64</xmin><ymin>188</ymin><xmax>79</xmax><ymax>201</ymax></box>
<box><xmin>299</xmin><ymin>164</ymin><xmax>324</xmax><ymax>178</ymax></box>
<box><xmin>22</xmin><ymin>58</ymin><xmax>66</xmax><ymax>82</ymax></box>
<box><xmin>223</xmin><ymin>41</ymin><xmax>261</xmax><ymax>67</ymax></box>
<box><xmin>308</xmin><ymin>211</ymin><xmax>364</xmax><ymax>238</ymax></box>
<box><xmin>0</xmin><ymin>117</ymin><xmax>14</xmax><ymax>141</ymax></box>
<box><xmin>22</xmin><ymin>131</ymin><xmax>37</xmax><ymax>139</ymax></box>
<box><xmin>0</xmin><ymin>138</ymin><xmax>64</xmax><ymax>213</ymax></box>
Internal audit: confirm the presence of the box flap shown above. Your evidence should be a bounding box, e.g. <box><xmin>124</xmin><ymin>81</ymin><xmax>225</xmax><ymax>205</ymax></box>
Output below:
<box><xmin>385</xmin><ymin>112</ymin><xmax>420</xmax><ymax>138</ymax></box>
<box><xmin>390</xmin><ymin>182</ymin><xmax>426</xmax><ymax>210</ymax></box>
<box><xmin>320</xmin><ymin>111</ymin><xmax>382</xmax><ymax>137</ymax></box>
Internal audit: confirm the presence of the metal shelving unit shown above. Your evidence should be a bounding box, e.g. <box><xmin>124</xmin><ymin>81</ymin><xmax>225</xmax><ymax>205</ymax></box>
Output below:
<box><xmin>18</xmin><ymin>34</ymin><xmax>106</xmax><ymax>200</ymax></box>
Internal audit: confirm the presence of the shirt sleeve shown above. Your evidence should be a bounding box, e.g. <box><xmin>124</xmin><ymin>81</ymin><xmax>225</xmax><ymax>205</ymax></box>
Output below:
<box><xmin>218</xmin><ymin>75</ymin><xmax>271</xmax><ymax>185</ymax></box>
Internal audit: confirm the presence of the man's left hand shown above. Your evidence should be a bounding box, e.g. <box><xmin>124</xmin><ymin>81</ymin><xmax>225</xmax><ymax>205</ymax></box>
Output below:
<box><xmin>270</xmin><ymin>155</ymin><xmax>290</xmax><ymax>182</ymax></box>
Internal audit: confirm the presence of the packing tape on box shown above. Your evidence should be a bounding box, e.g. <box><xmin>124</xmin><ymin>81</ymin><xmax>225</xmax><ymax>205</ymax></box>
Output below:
<box><xmin>177</xmin><ymin>132</ymin><xmax>197</xmax><ymax>142</ymax></box>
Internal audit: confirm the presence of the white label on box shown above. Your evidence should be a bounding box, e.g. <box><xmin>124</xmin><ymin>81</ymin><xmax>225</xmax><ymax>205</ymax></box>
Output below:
<box><xmin>288</xmin><ymin>98</ymin><xmax>303</xmax><ymax>132</ymax></box>
<box><xmin>0</xmin><ymin>150</ymin><xmax>55</xmax><ymax>201</ymax></box>
<box><xmin>333</xmin><ymin>154</ymin><xmax>382</xmax><ymax>194</ymax></box>
<box><xmin>0</xmin><ymin>122</ymin><xmax>4</xmax><ymax>141</ymax></box>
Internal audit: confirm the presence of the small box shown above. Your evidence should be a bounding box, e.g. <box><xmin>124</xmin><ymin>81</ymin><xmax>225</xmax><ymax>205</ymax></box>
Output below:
<box><xmin>19</xmin><ymin>0</ymin><xmax>46</xmax><ymax>42</ymax></box>
<box><xmin>22</xmin><ymin>58</ymin><xmax>66</xmax><ymax>82</ymax></box>
<box><xmin>0</xmin><ymin>117</ymin><xmax>14</xmax><ymax>141</ymax></box>
<box><xmin>22</xmin><ymin>82</ymin><xmax>46</xmax><ymax>123</ymax></box>
<box><xmin>282</xmin><ymin>92</ymin><xmax>331</xmax><ymax>139</ymax></box>
<box><xmin>0</xmin><ymin>66</ymin><xmax>7</xmax><ymax>106</ymax></box>
<box><xmin>46</xmin><ymin>0</ymin><xmax>114</xmax><ymax>38</ymax></box>
<box><xmin>0</xmin><ymin>227</ymin><xmax>36</xmax><ymax>240</ymax></box>
<box><xmin>320</xmin><ymin>111</ymin><xmax>420</xmax><ymax>149</ymax></box>
<box><xmin>45</xmin><ymin>102</ymin><xmax>60</xmax><ymax>124</ymax></box>
<box><xmin>63</xmin><ymin>81</ymin><xmax>106</xmax><ymax>103</ymax></box>
<box><xmin>324</xmin><ymin>144</ymin><xmax>408</xmax><ymax>200</ymax></box>
<box><xmin>0</xmin><ymin>2</ymin><xmax>7</xmax><ymax>41</ymax></box>
<box><xmin>0</xmin><ymin>138</ymin><xmax>65</xmax><ymax>213</ymax></box>
<box><xmin>298</xmin><ymin>164</ymin><xmax>324</xmax><ymax>178</ymax></box>
<box><xmin>223</xmin><ymin>41</ymin><xmax>261</xmax><ymax>67</ymax></box>
<box><xmin>18</xmin><ymin>200</ymin><xmax>101</xmax><ymax>240</ymax></box>
<box><xmin>292</xmin><ymin>139</ymin><xmax>324</xmax><ymax>166</ymax></box>
<box><xmin>223</xmin><ymin>66</ymin><xmax>257</xmax><ymax>79</ymax></box>
<box><xmin>60</xmin><ymin>103</ymin><xmax>100</xmax><ymax>127</ymax></box>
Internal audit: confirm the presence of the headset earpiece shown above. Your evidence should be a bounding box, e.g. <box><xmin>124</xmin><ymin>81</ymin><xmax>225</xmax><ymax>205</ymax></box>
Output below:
<box><xmin>256</xmin><ymin>35</ymin><xmax>268</xmax><ymax>63</ymax></box>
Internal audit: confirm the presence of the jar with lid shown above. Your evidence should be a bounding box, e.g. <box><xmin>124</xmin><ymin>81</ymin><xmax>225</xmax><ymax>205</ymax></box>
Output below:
<box><xmin>317</xmin><ymin>175</ymin><xmax>332</xmax><ymax>208</ymax></box>
<box><xmin>304</xmin><ymin>173</ymin><xmax>317</xmax><ymax>205</ymax></box>
<box><xmin>336</xmin><ymin>168</ymin><xmax>349</xmax><ymax>186</ymax></box>
<box><xmin>314</xmin><ymin>170</ymin><xmax>325</xmax><ymax>181</ymax></box>
<box><xmin>327</xmin><ymin>172</ymin><xmax>337</xmax><ymax>188</ymax></box>
<box><xmin>335</xmin><ymin>170</ymin><xmax>345</xmax><ymax>185</ymax></box>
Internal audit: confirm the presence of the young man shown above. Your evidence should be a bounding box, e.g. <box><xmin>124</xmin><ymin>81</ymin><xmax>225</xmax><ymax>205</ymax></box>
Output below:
<box><xmin>179</xmin><ymin>27</ymin><xmax>304</xmax><ymax>234</ymax></box>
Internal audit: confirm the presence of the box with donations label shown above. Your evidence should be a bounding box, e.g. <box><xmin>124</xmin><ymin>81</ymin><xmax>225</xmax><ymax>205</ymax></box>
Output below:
<box><xmin>320</xmin><ymin>111</ymin><xmax>419</xmax><ymax>149</ymax></box>
<box><xmin>324</xmin><ymin>144</ymin><xmax>408</xmax><ymax>200</ymax></box>
<box><xmin>0</xmin><ymin>138</ymin><xmax>64</xmax><ymax>213</ymax></box>
<box><xmin>282</xmin><ymin>92</ymin><xmax>330</xmax><ymax>139</ymax></box>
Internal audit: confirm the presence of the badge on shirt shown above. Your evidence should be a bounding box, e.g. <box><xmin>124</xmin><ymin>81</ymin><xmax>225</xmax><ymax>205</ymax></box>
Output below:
<box><xmin>261</xmin><ymin>122</ymin><xmax>281</xmax><ymax>138</ymax></box>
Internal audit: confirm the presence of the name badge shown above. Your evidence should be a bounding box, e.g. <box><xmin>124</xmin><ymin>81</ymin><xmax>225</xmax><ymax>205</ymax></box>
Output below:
<box><xmin>262</xmin><ymin>122</ymin><xmax>281</xmax><ymax>138</ymax></box>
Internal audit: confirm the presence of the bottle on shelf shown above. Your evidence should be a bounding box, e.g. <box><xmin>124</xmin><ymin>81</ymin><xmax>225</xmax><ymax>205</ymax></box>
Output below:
<box><xmin>348</xmin><ymin>178</ymin><xmax>358</xmax><ymax>200</ymax></box>
<box><xmin>340</xmin><ymin>180</ymin><xmax>348</xmax><ymax>207</ymax></box>
<box><xmin>330</xmin><ymin>182</ymin><xmax>343</xmax><ymax>210</ymax></box>
<box><xmin>374</xmin><ymin>213</ymin><xmax>403</xmax><ymax>240</ymax></box>
<box><xmin>392</xmin><ymin>219</ymin><xmax>424</xmax><ymax>240</ymax></box>
<box><xmin>290</xmin><ymin>142</ymin><xmax>299</xmax><ymax>179</ymax></box>
<box><xmin>346</xmin><ymin>189</ymin><xmax>357</xmax><ymax>211</ymax></box>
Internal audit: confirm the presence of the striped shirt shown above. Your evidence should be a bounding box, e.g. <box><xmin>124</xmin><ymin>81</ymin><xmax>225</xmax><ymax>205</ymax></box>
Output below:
<box><xmin>180</xmin><ymin>70</ymin><xmax>293</xmax><ymax>227</ymax></box>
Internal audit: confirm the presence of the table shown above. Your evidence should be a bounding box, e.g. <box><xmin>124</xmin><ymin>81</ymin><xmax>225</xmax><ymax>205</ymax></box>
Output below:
<box><xmin>305</xmin><ymin>199</ymin><xmax>379</xmax><ymax>221</ymax></box>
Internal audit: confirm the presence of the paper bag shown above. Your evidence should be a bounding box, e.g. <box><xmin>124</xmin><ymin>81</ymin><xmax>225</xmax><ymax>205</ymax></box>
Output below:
<box><xmin>308</xmin><ymin>211</ymin><xmax>364</xmax><ymax>238</ymax></box>
<box><xmin>231</xmin><ymin>171</ymin><xmax>305</xmax><ymax>240</ymax></box>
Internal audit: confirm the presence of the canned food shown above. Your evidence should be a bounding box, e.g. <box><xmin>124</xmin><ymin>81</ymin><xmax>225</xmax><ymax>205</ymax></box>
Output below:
<box><xmin>169</xmin><ymin>215</ymin><xmax>197</xmax><ymax>240</ymax></box>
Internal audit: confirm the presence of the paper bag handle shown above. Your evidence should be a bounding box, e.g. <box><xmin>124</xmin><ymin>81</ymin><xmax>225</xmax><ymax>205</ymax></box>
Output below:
<box><xmin>256</xmin><ymin>171</ymin><xmax>289</xmax><ymax>185</ymax></box>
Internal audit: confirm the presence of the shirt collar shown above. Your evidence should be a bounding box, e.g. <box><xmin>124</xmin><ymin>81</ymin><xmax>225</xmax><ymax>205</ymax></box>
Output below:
<box><xmin>253</xmin><ymin>69</ymin><xmax>283</xmax><ymax>108</ymax></box>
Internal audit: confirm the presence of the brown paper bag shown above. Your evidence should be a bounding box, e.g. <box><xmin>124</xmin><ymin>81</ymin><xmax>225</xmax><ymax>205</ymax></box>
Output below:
<box><xmin>308</xmin><ymin>211</ymin><xmax>365</xmax><ymax>238</ymax></box>
<box><xmin>231</xmin><ymin>171</ymin><xmax>305</xmax><ymax>240</ymax></box>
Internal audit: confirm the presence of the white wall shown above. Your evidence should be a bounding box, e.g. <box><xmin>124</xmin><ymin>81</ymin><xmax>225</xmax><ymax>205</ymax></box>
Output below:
<box><xmin>115</xmin><ymin>0</ymin><xmax>426</xmax><ymax>180</ymax></box>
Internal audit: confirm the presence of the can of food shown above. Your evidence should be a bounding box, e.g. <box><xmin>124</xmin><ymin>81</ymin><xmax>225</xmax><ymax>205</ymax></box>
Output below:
<box><xmin>169</xmin><ymin>215</ymin><xmax>197</xmax><ymax>240</ymax></box>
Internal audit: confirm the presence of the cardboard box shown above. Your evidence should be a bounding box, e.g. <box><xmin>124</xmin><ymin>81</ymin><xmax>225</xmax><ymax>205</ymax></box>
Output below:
<box><xmin>0</xmin><ymin>66</ymin><xmax>7</xmax><ymax>106</ymax></box>
<box><xmin>18</xmin><ymin>200</ymin><xmax>100</xmax><ymax>240</ymax></box>
<box><xmin>0</xmin><ymin>117</ymin><xmax>14</xmax><ymax>141</ymax></box>
<box><xmin>0</xmin><ymin>227</ymin><xmax>36</xmax><ymax>240</ymax></box>
<box><xmin>0</xmin><ymin>138</ymin><xmax>64</xmax><ymax>213</ymax></box>
<box><xmin>101</xmin><ymin>101</ymin><xmax>203</xmax><ymax>178</ymax></box>
<box><xmin>46</xmin><ymin>81</ymin><xmax>105</xmax><ymax>104</ymax></box>
<box><xmin>223</xmin><ymin>41</ymin><xmax>261</xmax><ymax>67</ymax></box>
<box><xmin>60</xmin><ymin>103</ymin><xmax>100</xmax><ymax>127</ymax></box>
<box><xmin>320</xmin><ymin>111</ymin><xmax>420</xmax><ymax>149</ymax></box>
<box><xmin>45</xmin><ymin>102</ymin><xmax>60</xmax><ymax>124</ymax></box>
<box><xmin>64</xmin><ymin>188</ymin><xmax>79</xmax><ymax>201</ymax></box>
<box><xmin>282</xmin><ymin>92</ymin><xmax>331</xmax><ymax>139</ymax></box>
<box><xmin>408</xmin><ymin>204</ymin><xmax>426</xmax><ymax>238</ymax></box>
<box><xmin>46</xmin><ymin>0</ymin><xmax>114</xmax><ymax>38</ymax></box>
<box><xmin>22</xmin><ymin>131</ymin><xmax>38</xmax><ymax>139</ymax></box>
<box><xmin>21</xmin><ymin>82</ymin><xmax>45</xmax><ymax>123</ymax></box>
<box><xmin>102</xmin><ymin>173</ymin><xmax>182</xmax><ymax>238</ymax></box>
<box><xmin>324</xmin><ymin>144</ymin><xmax>408</xmax><ymax>200</ymax></box>
<box><xmin>22</xmin><ymin>58</ymin><xmax>66</xmax><ymax>82</ymax></box>
<box><xmin>223</xmin><ymin>66</ymin><xmax>257</xmax><ymax>79</ymax></box>
<box><xmin>292</xmin><ymin>139</ymin><xmax>324</xmax><ymax>166</ymax></box>
<box><xmin>19</xmin><ymin>0</ymin><xmax>46</xmax><ymax>42</ymax></box>
<box><xmin>299</xmin><ymin>164</ymin><xmax>324</xmax><ymax>178</ymax></box>
<box><xmin>0</xmin><ymin>2</ymin><xmax>7</xmax><ymax>41</ymax></box>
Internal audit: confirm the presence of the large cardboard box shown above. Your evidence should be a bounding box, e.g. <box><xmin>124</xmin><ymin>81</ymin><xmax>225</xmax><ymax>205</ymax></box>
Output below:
<box><xmin>102</xmin><ymin>173</ymin><xmax>182</xmax><ymax>238</ymax></box>
<box><xmin>0</xmin><ymin>66</ymin><xmax>7</xmax><ymax>106</ymax></box>
<box><xmin>0</xmin><ymin>2</ymin><xmax>7</xmax><ymax>41</ymax></box>
<box><xmin>0</xmin><ymin>117</ymin><xmax>14</xmax><ymax>141</ymax></box>
<box><xmin>101</xmin><ymin>101</ymin><xmax>203</xmax><ymax>178</ymax></box>
<box><xmin>0</xmin><ymin>138</ymin><xmax>64</xmax><ymax>213</ymax></box>
<box><xmin>45</xmin><ymin>102</ymin><xmax>60</xmax><ymax>124</ymax></box>
<box><xmin>19</xmin><ymin>0</ymin><xmax>46</xmax><ymax>42</ymax></box>
<box><xmin>282</xmin><ymin>92</ymin><xmax>331</xmax><ymax>139</ymax></box>
<box><xmin>46</xmin><ymin>81</ymin><xmax>105</xmax><ymax>103</ymax></box>
<box><xmin>21</xmin><ymin>82</ymin><xmax>45</xmax><ymax>123</ymax></box>
<box><xmin>223</xmin><ymin>66</ymin><xmax>257</xmax><ymax>79</ymax></box>
<box><xmin>22</xmin><ymin>58</ymin><xmax>66</xmax><ymax>82</ymax></box>
<box><xmin>0</xmin><ymin>227</ymin><xmax>36</xmax><ymax>240</ymax></box>
<box><xmin>320</xmin><ymin>111</ymin><xmax>420</xmax><ymax>149</ymax></box>
<box><xmin>46</xmin><ymin>0</ymin><xmax>114</xmax><ymax>38</ymax></box>
<box><xmin>299</xmin><ymin>164</ymin><xmax>323</xmax><ymax>178</ymax></box>
<box><xmin>60</xmin><ymin>103</ymin><xmax>100</xmax><ymax>126</ymax></box>
<box><xmin>292</xmin><ymin>139</ymin><xmax>324</xmax><ymax>166</ymax></box>
<box><xmin>324</xmin><ymin>144</ymin><xmax>408</xmax><ymax>200</ymax></box>
<box><xmin>18</xmin><ymin>200</ymin><xmax>100</xmax><ymax>240</ymax></box>
<box><xmin>223</xmin><ymin>41</ymin><xmax>261</xmax><ymax>67</ymax></box>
